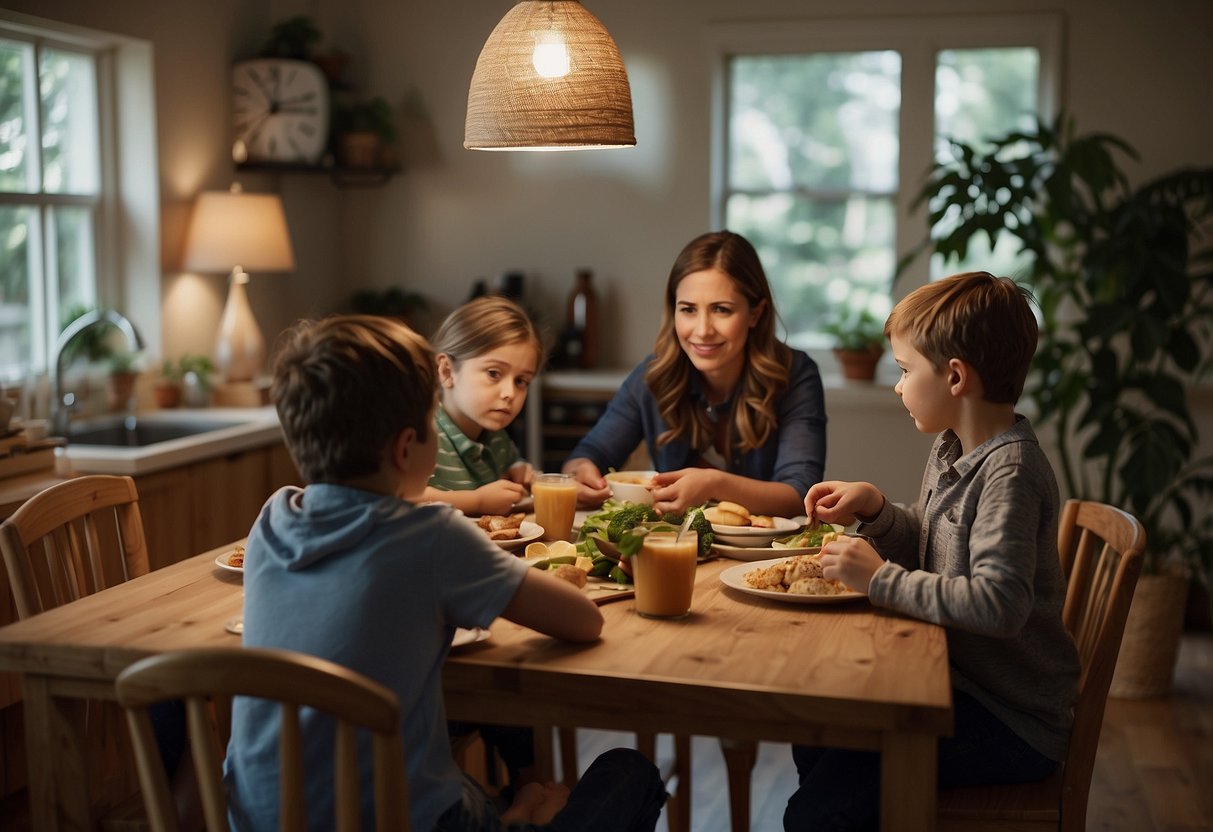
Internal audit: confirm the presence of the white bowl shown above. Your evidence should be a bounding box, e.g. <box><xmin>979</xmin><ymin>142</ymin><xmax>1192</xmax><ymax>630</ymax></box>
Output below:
<box><xmin>605</xmin><ymin>470</ymin><xmax>657</xmax><ymax>505</ymax></box>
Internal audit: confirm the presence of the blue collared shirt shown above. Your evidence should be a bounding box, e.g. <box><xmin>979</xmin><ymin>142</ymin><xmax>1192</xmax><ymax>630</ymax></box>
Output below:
<box><xmin>566</xmin><ymin>349</ymin><xmax>826</xmax><ymax>495</ymax></box>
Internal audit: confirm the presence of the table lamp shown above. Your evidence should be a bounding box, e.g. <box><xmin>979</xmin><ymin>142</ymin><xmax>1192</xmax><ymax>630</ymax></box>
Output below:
<box><xmin>182</xmin><ymin>184</ymin><xmax>295</xmax><ymax>383</ymax></box>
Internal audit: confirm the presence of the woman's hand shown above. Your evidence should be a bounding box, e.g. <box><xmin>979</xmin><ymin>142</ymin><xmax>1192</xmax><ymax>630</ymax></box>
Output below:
<box><xmin>649</xmin><ymin>469</ymin><xmax>718</xmax><ymax>515</ymax></box>
<box><xmin>476</xmin><ymin>479</ymin><xmax>529</xmax><ymax>515</ymax></box>
<box><xmin>804</xmin><ymin>481</ymin><xmax>885</xmax><ymax>526</ymax></box>
<box><xmin>563</xmin><ymin>458</ymin><xmax>612</xmax><ymax>508</ymax></box>
<box><xmin>819</xmin><ymin>535</ymin><xmax>883</xmax><ymax>594</ymax></box>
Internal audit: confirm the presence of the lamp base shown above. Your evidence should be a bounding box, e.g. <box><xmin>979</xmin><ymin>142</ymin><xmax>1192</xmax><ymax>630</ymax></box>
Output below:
<box><xmin>216</xmin><ymin>269</ymin><xmax>265</xmax><ymax>383</ymax></box>
<box><xmin>211</xmin><ymin>380</ymin><xmax>271</xmax><ymax>408</ymax></box>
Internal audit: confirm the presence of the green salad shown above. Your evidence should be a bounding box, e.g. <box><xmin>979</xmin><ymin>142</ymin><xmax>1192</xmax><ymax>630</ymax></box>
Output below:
<box><xmin>771</xmin><ymin>522</ymin><xmax>842</xmax><ymax>549</ymax></box>
<box><xmin>579</xmin><ymin>499</ymin><xmax>715</xmax><ymax>559</ymax></box>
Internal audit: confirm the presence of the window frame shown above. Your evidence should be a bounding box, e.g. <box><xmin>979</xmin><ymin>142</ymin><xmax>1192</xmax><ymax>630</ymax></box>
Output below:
<box><xmin>0</xmin><ymin>10</ymin><xmax>158</xmax><ymax>382</ymax></box>
<box><xmin>706</xmin><ymin>13</ymin><xmax>1064</xmax><ymax>361</ymax></box>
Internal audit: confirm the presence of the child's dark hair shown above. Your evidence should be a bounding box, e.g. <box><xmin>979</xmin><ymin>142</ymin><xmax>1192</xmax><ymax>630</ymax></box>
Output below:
<box><xmin>271</xmin><ymin>315</ymin><xmax>436</xmax><ymax>483</ymax></box>
<box><xmin>884</xmin><ymin>271</ymin><xmax>1039</xmax><ymax>403</ymax></box>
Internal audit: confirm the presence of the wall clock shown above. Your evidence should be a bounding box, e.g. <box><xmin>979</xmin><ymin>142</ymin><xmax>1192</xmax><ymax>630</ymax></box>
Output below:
<box><xmin>232</xmin><ymin>58</ymin><xmax>330</xmax><ymax>164</ymax></box>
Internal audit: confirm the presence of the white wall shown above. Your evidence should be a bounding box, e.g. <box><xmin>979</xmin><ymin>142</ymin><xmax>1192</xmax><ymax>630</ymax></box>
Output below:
<box><xmin>8</xmin><ymin>0</ymin><xmax>1212</xmax><ymax>504</ymax></box>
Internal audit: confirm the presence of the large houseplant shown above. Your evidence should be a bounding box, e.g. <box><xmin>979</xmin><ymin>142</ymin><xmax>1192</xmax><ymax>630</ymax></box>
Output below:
<box><xmin>905</xmin><ymin>114</ymin><xmax>1213</xmax><ymax>695</ymax></box>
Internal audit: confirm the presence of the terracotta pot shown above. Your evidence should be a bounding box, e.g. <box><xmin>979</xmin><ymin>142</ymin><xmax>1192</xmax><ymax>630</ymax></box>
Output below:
<box><xmin>834</xmin><ymin>345</ymin><xmax>884</xmax><ymax>381</ymax></box>
<box><xmin>153</xmin><ymin>382</ymin><xmax>181</xmax><ymax>409</ymax></box>
<box><xmin>340</xmin><ymin>131</ymin><xmax>381</xmax><ymax>168</ymax></box>
<box><xmin>106</xmin><ymin>371</ymin><xmax>139</xmax><ymax>411</ymax></box>
<box><xmin>1109</xmin><ymin>572</ymin><xmax>1190</xmax><ymax>699</ymax></box>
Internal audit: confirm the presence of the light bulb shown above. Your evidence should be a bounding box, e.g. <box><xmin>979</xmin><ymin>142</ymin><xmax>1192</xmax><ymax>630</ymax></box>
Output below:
<box><xmin>532</xmin><ymin>40</ymin><xmax>569</xmax><ymax>78</ymax></box>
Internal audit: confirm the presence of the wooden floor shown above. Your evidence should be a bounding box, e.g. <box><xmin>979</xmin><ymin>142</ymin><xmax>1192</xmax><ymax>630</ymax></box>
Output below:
<box><xmin>573</xmin><ymin>633</ymin><xmax>1213</xmax><ymax>832</ymax></box>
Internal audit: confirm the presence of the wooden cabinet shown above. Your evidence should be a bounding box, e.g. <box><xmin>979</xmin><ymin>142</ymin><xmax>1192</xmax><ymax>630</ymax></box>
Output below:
<box><xmin>524</xmin><ymin>370</ymin><xmax>650</xmax><ymax>472</ymax></box>
<box><xmin>135</xmin><ymin>440</ymin><xmax>300</xmax><ymax>570</ymax></box>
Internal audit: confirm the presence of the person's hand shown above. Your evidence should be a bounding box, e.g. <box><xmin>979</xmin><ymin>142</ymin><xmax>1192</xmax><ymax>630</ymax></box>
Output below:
<box><xmin>804</xmin><ymin>481</ymin><xmax>884</xmax><ymax>526</ymax></box>
<box><xmin>507</xmin><ymin>461</ymin><xmax>535</xmax><ymax>489</ymax></box>
<box><xmin>563</xmin><ymin>458</ymin><xmax>611</xmax><ymax>507</ymax></box>
<box><xmin>476</xmin><ymin>479</ymin><xmax>529</xmax><ymax>515</ymax></box>
<box><xmin>649</xmin><ymin>468</ymin><xmax>717</xmax><ymax>515</ymax></box>
<box><xmin>819</xmin><ymin>535</ymin><xmax>882</xmax><ymax>594</ymax></box>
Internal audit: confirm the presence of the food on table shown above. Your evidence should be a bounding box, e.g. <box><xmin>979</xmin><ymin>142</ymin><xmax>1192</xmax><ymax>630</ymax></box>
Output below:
<box><xmin>580</xmin><ymin>500</ymin><xmax>715</xmax><ymax>559</ymax></box>
<box><xmin>227</xmin><ymin>546</ymin><xmax>245</xmax><ymax>568</ymax></box>
<box><xmin>771</xmin><ymin>521</ymin><xmax>838</xmax><ymax>550</ymax></box>
<box><xmin>610</xmin><ymin>473</ymin><xmax>654</xmax><ymax>485</ymax></box>
<box><xmin>749</xmin><ymin>515</ymin><xmax>775</xmax><ymax>528</ymax></box>
<box><xmin>550</xmin><ymin>563</ymin><xmax>588</xmax><ymax>588</ymax></box>
<box><xmin>704</xmin><ymin>500</ymin><xmax>750</xmax><ymax>526</ymax></box>
<box><xmin>476</xmin><ymin>512</ymin><xmax>526</xmax><ymax>540</ymax></box>
<box><xmin>743</xmin><ymin>554</ymin><xmax>850</xmax><ymax>596</ymax></box>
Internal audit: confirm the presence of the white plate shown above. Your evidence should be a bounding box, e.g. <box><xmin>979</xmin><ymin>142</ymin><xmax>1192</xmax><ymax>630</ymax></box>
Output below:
<box><xmin>215</xmin><ymin>550</ymin><xmax>244</xmax><ymax>573</ymax></box>
<box><xmin>452</xmin><ymin>627</ymin><xmax>491</xmax><ymax>648</ymax></box>
<box><xmin>719</xmin><ymin>558</ymin><xmax>866</xmax><ymax>604</ymax></box>
<box><xmin>224</xmin><ymin>617</ymin><xmax>244</xmax><ymax>635</ymax></box>
<box><xmin>491</xmin><ymin>521</ymin><xmax>544</xmax><ymax>551</ymax></box>
<box><xmin>710</xmin><ymin>515</ymin><xmax>800</xmax><ymax>547</ymax></box>
<box><xmin>712</xmin><ymin>542</ymin><xmax>821</xmax><ymax>561</ymax></box>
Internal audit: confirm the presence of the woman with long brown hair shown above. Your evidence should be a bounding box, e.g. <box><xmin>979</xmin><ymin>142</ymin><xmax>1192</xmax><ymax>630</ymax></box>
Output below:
<box><xmin>563</xmin><ymin>231</ymin><xmax>826</xmax><ymax>516</ymax></box>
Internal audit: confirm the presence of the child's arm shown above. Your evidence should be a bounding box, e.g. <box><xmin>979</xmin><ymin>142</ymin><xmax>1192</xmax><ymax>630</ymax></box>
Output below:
<box><xmin>421</xmin><ymin>480</ymin><xmax>528</xmax><ymax>515</ymax></box>
<box><xmin>501</xmin><ymin>569</ymin><xmax>603</xmax><ymax>642</ymax></box>
<box><xmin>505</xmin><ymin>460</ymin><xmax>535</xmax><ymax>489</ymax></box>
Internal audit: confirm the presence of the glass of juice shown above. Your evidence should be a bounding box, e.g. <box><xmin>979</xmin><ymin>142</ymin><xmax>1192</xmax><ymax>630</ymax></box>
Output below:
<box><xmin>532</xmin><ymin>473</ymin><xmax>578</xmax><ymax>542</ymax></box>
<box><xmin>631</xmin><ymin>531</ymin><xmax>698</xmax><ymax>619</ymax></box>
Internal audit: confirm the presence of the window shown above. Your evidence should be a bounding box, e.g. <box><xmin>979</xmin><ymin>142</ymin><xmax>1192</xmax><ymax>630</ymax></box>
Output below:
<box><xmin>0</xmin><ymin>11</ymin><xmax>157</xmax><ymax>391</ymax></box>
<box><xmin>710</xmin><ymin>15</ymin><xmax>1062</xmax><ymax>352</ymax></box>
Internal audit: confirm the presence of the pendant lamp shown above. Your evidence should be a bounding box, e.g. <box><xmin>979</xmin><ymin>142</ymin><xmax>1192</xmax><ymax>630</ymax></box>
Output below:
<box><xmin>465</xmin><ymin>0</ymin><xmax>635</xmax><ymax>151</ymax></box>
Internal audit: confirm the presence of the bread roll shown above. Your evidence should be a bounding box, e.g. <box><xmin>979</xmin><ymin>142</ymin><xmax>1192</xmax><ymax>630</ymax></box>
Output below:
<box><xmin>705</xmin><ymin>506</ymin><xmax>748</xmax><ymax>526</ymax></box>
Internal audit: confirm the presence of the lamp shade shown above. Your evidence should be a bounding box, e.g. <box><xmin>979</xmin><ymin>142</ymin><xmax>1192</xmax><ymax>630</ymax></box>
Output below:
<box><xmin>182</xmin><ymin>187</ymin><xmax>295</xmax><ymax>274</ymax></box>
<box><xmin>465</xmin><ymin>0</ymin><xmax>635</xmax><ymax>151</ymax></box>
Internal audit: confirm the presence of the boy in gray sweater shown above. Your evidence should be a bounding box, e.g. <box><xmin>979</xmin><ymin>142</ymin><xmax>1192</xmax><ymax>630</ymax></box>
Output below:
<box><xmin>784</xmin><ymin>272</ymin><xmax>1080</xmax><ymax>831</ymax></box>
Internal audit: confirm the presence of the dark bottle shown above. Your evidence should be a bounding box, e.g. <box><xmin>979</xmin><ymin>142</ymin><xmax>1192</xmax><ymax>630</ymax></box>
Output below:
<box><xmin>566</xmin><ymin>269</ymin><xmax>599</xmax><ymax>369</ymax></box>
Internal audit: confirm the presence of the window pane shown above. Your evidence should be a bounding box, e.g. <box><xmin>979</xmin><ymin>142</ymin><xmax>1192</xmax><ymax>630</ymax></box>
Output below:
<box><xmin>729</xmin><ymin>52</ymin><xmax>901</xmax><ymax>193</ymax></box>
<box><xmin>0</xmin><ymin>205</ymin><xmax>34</xmax><ymax>379</ymax></box>
<box><xmin>41</xmin><ymin>46</ymin><xmax>98</xmax><ymax>195</ymax></box>
<box><xmin>931</xmin><ymin>48</ymin><xmax>1039</xmax><ymax>281</ymax></box>
<box><xmin>52</xmin><ymin>204</ymin><xmax>95</xmax><ymax>322</ymax></box>
<box><xmin>727</xmin><ymin>192</ymin><xmax>895</xmax><ymax>342</ymax></box>
<box><xmin>0</xmin><ymin>37</ymin><xmax>35</xmax><ymax>192</ymax></box>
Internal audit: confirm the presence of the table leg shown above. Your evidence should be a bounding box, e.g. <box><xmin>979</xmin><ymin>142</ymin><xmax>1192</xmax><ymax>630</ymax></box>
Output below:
<box><xmin>23</xmin><ymin>675</ymin><xmax>93</xmax><ymax>831</ymax></box>
<box><xmin>533</xmin><ymin>724</ymin><xmax>557</xmax><ymax>782</ymax></box>
<box><xmin>879</xmin><ymin>732</ymin><xmax>936</xmax><ymax>832</ymax></box>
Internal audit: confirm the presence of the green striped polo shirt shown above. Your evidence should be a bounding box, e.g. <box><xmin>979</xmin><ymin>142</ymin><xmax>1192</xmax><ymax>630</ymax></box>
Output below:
<box><xmin>428</xmin><ymin>406</ymin><xmax>520</xmax><ymax>491</ymax></box>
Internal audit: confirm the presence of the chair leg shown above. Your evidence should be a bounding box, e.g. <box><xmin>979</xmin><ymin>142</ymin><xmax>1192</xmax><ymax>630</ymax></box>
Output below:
<box><xmin>557</xmin><ymin>726</ymin><xmax>579</xmax><ymax>787</ymax></box>
<box><xmin>636</xmin><ymin>732</ymin><xmax>692</xmax><ymax>832</ymax></box>
<box><xmin>720</xmin><ymin>738</ymin><xmax>757</xmax><ymax>832</ymax></box>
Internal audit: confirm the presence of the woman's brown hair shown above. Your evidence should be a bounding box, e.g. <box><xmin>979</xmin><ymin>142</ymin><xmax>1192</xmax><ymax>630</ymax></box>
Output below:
<box><xmin>644</xmin><ymin>231</ymin><xmax>791</xmax><ymax>454</ymax></box>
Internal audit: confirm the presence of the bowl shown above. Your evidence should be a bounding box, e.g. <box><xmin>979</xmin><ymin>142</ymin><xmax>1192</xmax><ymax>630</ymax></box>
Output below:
<box><xmin>605</xmin><ymin>470</ymin><xmax>657</xmax><ymax>505</ymax></box>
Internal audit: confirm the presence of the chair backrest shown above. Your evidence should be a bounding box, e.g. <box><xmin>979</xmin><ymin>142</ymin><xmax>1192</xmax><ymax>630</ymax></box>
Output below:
<box><xmin>115</xmin><ymin>647</ymin><xmax>410</xmax><ymax>832</ymax></box>
<box><xmin>0</xmin><ymin>474</ymin><xmax>149</xmax><ymax>619</ymax></box>
<box><xmin>1055</xmin><ymin>498</ymin><xmax>1145</xmax><ymax>830</ymax></box>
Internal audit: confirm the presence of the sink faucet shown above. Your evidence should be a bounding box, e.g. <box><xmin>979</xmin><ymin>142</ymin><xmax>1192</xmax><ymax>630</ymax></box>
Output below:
<box><xmin>51</xmin><ymin>309</ymin><xmax>145</xmax><ymax>437</ymax></box>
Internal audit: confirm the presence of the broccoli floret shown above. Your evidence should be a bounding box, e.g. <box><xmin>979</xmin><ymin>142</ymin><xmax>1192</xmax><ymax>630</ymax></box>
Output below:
<box><xmin>606</xmin><ymin>503</ymin><xmax>660</xmax><ymax>541</ymax></box>
<box><xmin>659</xmin><ymin>506</ymin><xmax>715</xmax><ymax>557</ymax></box>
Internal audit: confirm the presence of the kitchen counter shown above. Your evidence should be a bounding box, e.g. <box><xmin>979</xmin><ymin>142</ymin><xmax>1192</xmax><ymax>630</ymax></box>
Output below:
<box><xmin>54</xmin><ymin>406</ymin><xmax>284</xmax><ymax>476</ymax></box>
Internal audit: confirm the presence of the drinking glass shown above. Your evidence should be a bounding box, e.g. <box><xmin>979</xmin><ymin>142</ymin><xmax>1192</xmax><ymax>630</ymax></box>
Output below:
<box><xmin>532</xmin><ymin>473</ymin><xmax>578</xmax><ymax>542</ymax></box>
<box><xmin>631</xmin><ymin>531</ymin><xmax>698</xmax><ymax>619</ymax></box>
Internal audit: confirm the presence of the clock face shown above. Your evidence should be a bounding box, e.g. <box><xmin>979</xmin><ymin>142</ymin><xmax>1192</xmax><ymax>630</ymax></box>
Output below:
<box><xmin>232</xmin><ymin>59</ymin><xmax>330</xmax><ymax>164</ymax></box>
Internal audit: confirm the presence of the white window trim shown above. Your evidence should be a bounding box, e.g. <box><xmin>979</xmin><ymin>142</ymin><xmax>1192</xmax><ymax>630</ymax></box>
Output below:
<box><xmin>706</xmin><ymin>12</ymin><xmax>1064</xmax><ymax>294</ymax></box>
<box><xmin>0</xmin><ymin>9</ymin><xmax>160</xmax><ymax>371</ymax></box>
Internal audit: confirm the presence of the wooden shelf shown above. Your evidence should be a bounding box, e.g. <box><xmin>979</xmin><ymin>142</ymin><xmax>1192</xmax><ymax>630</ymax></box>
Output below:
<box><xmin>235</xmin><ymin>160</ymin><xmax>401</xmax><ymax>188</ymax></box>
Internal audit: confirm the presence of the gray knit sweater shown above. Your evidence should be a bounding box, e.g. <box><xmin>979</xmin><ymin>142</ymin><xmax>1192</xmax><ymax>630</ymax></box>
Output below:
<box><xmin>864</xmin><ymin>416</ymin><xmax>1080</xmax><ymax>760</ymax></box>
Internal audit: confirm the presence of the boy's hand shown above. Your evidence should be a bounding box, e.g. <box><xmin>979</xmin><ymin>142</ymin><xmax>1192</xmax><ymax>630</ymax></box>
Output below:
<box><xmin>819</xmin><ymin>536</ymin><xmax>882</xmax><ymax>594</ymax></box>
<box><xmin>477</xmin><ymin>480</ymin><xmax>529</xmax><ymax>515</ymax></box>
<box><xmin>804</xmin><ymin>481</ymin><xmax>885</xmax><ymax>525</ymax></box>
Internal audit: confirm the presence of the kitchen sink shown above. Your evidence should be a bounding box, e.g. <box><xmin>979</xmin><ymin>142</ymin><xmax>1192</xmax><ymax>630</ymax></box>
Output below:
<box><xmin>66</xmin><ymin>416</ymin><xmax>251</xmax><ymax>448</ymax></box>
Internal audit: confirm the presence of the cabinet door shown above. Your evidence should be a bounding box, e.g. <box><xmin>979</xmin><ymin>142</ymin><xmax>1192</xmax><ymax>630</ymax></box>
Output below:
<box><xmin>189</xmin><ymin>448</ymin><xmax>271</xmax><ymax>552</ymax></box>
<box><xmin>134</xmin><ymin>466</ymin><xmax>194</xmax><ymax>570</ymax></box>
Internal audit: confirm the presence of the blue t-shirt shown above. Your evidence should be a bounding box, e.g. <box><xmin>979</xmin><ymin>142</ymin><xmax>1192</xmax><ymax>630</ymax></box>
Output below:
<box><xmin>224</xmin><ymin>484</ymin><xmax>528</xmax><ymax>832</ymax></box>
<box><xmin>567</xmin><ymin>349</ymin><xmax>826</xmax><ymax>494</ymax></box>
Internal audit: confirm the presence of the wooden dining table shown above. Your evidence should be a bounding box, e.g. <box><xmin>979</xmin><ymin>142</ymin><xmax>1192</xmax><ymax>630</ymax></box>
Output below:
<box><xmin>0</xmin><ymin>542</ymin><xmax>952</xmax><ymax>832</ymax></box>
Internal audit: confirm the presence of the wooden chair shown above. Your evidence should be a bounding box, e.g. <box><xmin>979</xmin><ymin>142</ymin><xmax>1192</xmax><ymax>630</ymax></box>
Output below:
<box><xmin>0</xmin><ymin>474</ymin><xmax>149</xmax><ymax>619</ymax></box>
<box><xmin>115</xmin><ymin>647</ymin><xmax>410</xmax><ymax>832</ymax></box>
<box><xmin>937</xmin><ymin>499</ymin><xmax>1146</xmax><ymax>832</ymax></box>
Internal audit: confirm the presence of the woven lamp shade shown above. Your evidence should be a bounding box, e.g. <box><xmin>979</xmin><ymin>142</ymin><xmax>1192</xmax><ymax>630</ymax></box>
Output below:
<box><xmin>465</xmin><ymin>0</ymin><xmax>635</xmax><ymax>150</ymax></box>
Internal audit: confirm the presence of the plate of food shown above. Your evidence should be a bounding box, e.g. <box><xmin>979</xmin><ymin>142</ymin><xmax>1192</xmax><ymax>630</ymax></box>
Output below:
<box><xmin>604</xmin><ymin>470</ymin><xmax>658</xmax><ymax>505</ymax></box>
<box><xmin>719</xmin><ymin>556</ymin><xmax>866</xmax><ymax>604</ymax></box>
<box><xmin>215</xmin><ymin>545</ymin><xmax>245</xmax><ymax>573</ymax></box>
<box><xmin>493</xmin><ymin>521</ymin><xmax>544</xmax><ymax>551</ymax></box>
<box><xmin>704</xmin><ymin>501</ymin><xmax>802</xmax><ymax>546</ymax></box>
<box><xmin>451</xmin><ymin>627</ymin><xmax>491</xmax><ymax>648</ymax></box>
<box><xmin>711</xmin><ymin>541</ymin><xmax>819</xmax><ymax>561</ymax></box>
<box><xmin>472</xmin><ymin>513</ymin><xmax>544</xmax><ymax>550</ymax></box>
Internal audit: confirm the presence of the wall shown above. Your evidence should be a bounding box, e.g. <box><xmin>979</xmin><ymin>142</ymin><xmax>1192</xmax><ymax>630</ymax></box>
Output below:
<box><xmin>6</xmin><ymin>0</ymin><xmax>1212</xmax><ymax>504</ymax></box>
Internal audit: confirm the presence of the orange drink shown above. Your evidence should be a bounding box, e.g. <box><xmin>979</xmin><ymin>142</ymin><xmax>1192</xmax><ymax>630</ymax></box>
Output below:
<box><xmin>632</xmin><ymin>531</ymin><xmax>698</xmax><ymax>619</ymax></box>
<box><xmin>533</xmin><ymin>474</ymin><xmax>578</xmax><ymax>542</ymax></box>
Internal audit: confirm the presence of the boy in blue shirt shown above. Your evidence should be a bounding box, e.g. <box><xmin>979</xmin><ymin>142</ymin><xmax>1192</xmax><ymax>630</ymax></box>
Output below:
<box><xmin>787</xmin><ymin>273</ymin><xmax>1080</xmax><ymax>830</ymax></box>
<box><xmin>225</xmin><ymin>315</ymin><xmax>664</xmax><ymax>831</ymax></box>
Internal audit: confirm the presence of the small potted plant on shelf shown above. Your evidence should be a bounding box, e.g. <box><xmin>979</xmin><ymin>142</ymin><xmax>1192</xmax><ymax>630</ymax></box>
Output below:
<box><xmin>333</xmin><ymin>97</ymin><xmax>398</xmax><ymax>168</ymax></box>
<box><xmin>824</xmin><ymin>306</ymin><xmax>886</xmax><ymax>381</ymax></box>
<box><xmin>105</xmin><ymin>351</ymin><xmax>143</xmax><ymax>412</ymax></box>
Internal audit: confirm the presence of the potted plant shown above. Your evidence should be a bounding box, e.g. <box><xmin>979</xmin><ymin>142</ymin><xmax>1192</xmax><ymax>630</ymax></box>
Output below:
<box><xmin>904</xmin><ymin>114</ymin><xmax>1213</xmax><ymax>696</ymax></box>
<box><xmin>333</xmin><ymin>97</ymin><xmax>397</xmax><ymax>168</ymax></box>
<box><xmin>260</xmin><ymin>15</ymin><xmax>322</xmax><ymax>60</ymax></box>
<box><xmin>105</xmin><ymin>351</ymin><xmax>142</xmax><ymax>412</ymax></box>
<box><xmin>824</xmin><ymin>306</ymin><xmax>886</xmax><ymax>381</ymax></box>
